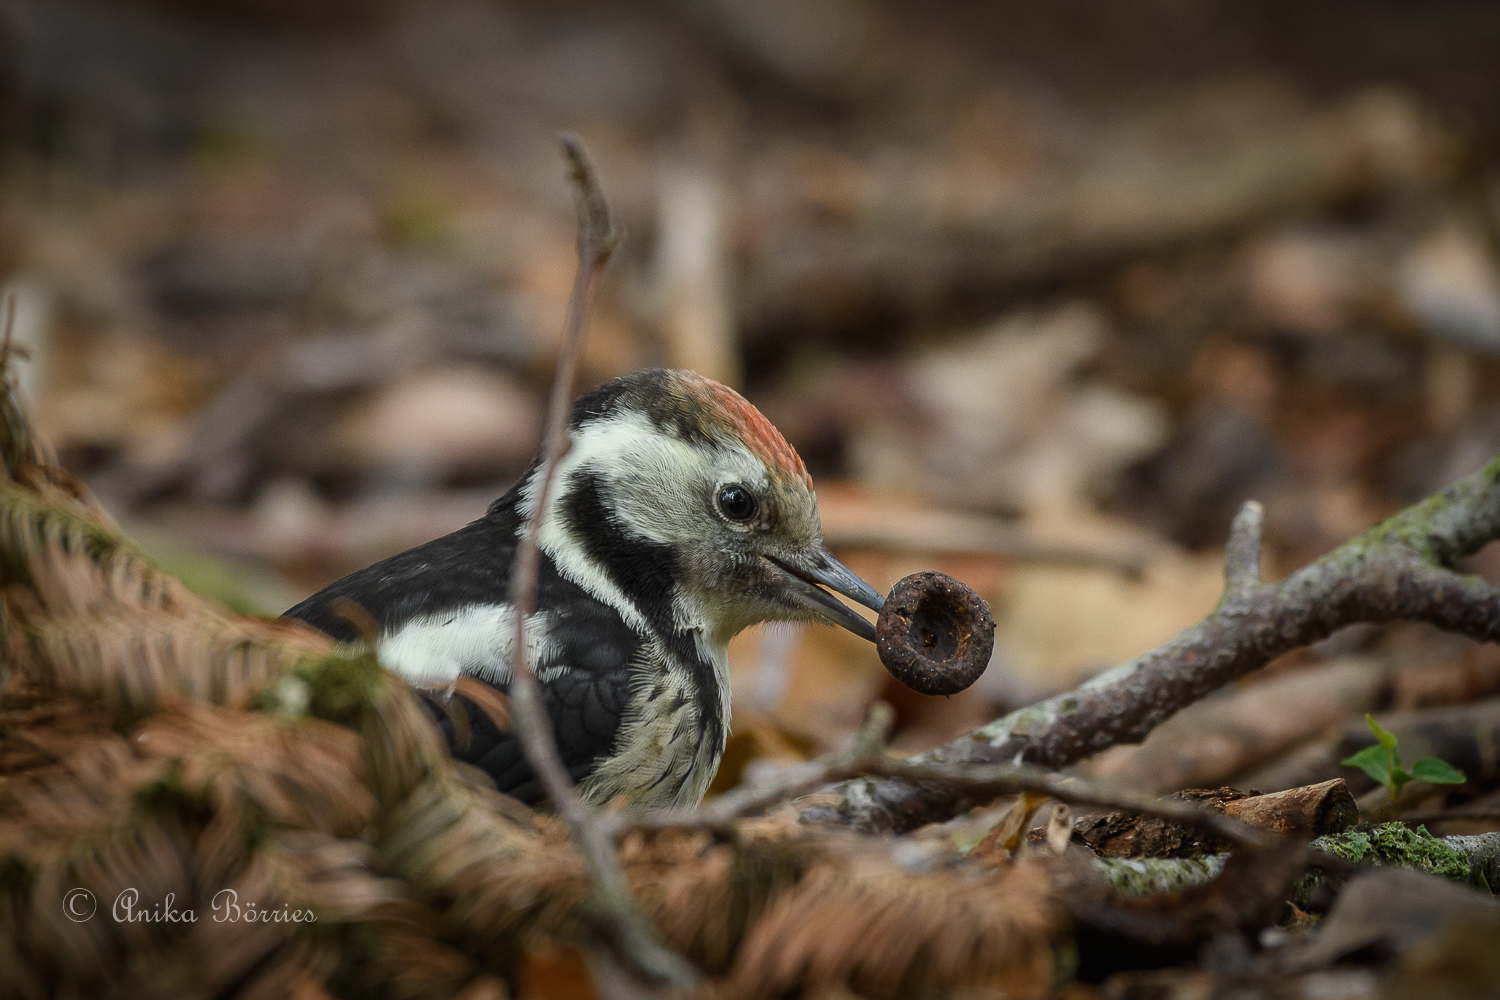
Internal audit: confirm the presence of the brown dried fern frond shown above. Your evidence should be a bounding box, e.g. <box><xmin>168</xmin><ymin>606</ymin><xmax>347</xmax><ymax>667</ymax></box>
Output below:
<box><xmin>625</xmin><ymin>820</ymin><xmax>822</xmax><ymax>973</ymax></box>
<box><xmin>728</xmin><ymin>840</ymin><xmax>1061</xmax><ymax>1000</ymax></box>
<box><xmin>347</xmin><ymin>899</ymin><xmax>499</xmax><ymax>1000</ymax></box>
<box><xmin>0</xmin><ymin>699</ymin><xmax>397</xmax><ymax>999</ymax></box>
<box><xmin>1</xmin><ymin>511</ymin><xmax>333</xmax><ymax>719</ymax></box>
<box><xmin>379</xmin><ymin>803</ymin><xmax>1063</xmax><ymax>998</ymax></box>
<box><xmin>135</xmin><ymin>702</ymin><xmax>377</xmax><ymax>836</ymax></box>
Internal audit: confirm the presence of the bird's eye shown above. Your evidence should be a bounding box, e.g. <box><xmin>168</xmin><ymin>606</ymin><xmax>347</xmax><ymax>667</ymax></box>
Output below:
<box><xmin>716</xmin><ymin>483</ymin><xmax>758</xmax><ymax>521</ymax></box>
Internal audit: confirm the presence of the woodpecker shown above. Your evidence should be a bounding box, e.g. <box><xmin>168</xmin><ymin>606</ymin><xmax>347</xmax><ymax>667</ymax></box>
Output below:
<box><xmin>285</xmin><ymin>368</ymin><xmax>883</xmax><ymax>808</ymax></box>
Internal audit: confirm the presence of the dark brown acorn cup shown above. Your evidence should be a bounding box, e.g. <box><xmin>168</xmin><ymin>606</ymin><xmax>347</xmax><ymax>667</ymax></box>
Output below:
<box><xmin>875</xmin><ymin>570</ymin><xmax>996</xmax><ymax>696</ymax></box>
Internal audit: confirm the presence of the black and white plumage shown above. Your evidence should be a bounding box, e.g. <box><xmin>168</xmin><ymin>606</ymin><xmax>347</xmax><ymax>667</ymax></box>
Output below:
<box><xmin>284</xmin><ymin>368</ymin><xmax>884</xmax><ymax>809</ymax></box>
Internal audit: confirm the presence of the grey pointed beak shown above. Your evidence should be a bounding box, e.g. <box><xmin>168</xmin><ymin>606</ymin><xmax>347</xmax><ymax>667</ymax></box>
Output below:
<box><xmin>766</xmin><ymin>547</ymin><xmax>884</xmax><ymax>643</ymax></box>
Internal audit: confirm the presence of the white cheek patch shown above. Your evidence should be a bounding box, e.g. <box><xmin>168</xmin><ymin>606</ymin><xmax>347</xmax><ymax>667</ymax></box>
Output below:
<box><xmin>377</xmin><ymin>604</ymin><xmax>553</xmax><ymax>687</ymax></box>
<box><xmin>611</xmin><ymin>442</ymin><xmax>768</xmax><ymax>547</ymax></box>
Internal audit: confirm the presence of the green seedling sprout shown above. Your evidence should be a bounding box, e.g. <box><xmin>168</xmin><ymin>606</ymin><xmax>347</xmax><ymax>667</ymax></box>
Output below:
<box><xmin>1342</xmin><ymin>714</ymin><xmax>1466</xmax><ymax>802</ymax></box>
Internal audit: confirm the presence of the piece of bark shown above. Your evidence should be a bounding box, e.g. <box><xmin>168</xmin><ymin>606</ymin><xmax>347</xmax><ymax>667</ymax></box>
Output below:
<box><xmin>1073</xmin><ymin>780</ymin><xmax>1357</xmax><ymax>858</ymax></box>
<box><xmin>1073</xmin><ymin>788</ymin><xmax>1251</xmax><ymax>859</ymax></box>
<box><xmin>1220</xmin><ymin>779</ymin><xmax>1359</xmax><ymax>838</ymax></box>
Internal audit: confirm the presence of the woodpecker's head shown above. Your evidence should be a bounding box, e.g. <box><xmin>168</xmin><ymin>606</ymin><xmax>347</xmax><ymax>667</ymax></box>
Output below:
<box><xmin>522</xmin><ymin>368</ymin><xmax>883</xmax><ymax>646</ymax></box>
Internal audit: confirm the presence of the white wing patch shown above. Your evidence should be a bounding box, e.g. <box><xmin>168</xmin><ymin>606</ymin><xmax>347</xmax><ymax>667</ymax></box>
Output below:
<box><xmin>377</xmin><ymin>604</ymin><xmax>553</xmax><ymax>687</ymax></box>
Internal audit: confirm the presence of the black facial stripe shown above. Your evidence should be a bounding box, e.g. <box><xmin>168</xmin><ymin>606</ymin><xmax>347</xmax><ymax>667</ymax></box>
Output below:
<box><xmin>561</xmin><ymin>467</ymin><xmax>725</xmax><ymax>754</ymax></box>
<box><xmin>562</xmin><ymin>468</ymin><xmax>681</xmax><ymax>635</ymax></box>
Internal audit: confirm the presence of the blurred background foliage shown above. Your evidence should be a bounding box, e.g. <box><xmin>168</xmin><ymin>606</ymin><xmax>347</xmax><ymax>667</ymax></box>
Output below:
<box><xmin>3</xmin><ymin>0</ymin><xmax>1500</xmax><ymax>790</ymax></box>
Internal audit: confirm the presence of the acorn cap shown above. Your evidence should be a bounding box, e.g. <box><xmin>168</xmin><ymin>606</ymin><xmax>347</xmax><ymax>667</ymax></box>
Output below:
<box><xmin>875</xmin><ymin>571</ymin><xmax>995</xmax><ymax>696</ymax></box>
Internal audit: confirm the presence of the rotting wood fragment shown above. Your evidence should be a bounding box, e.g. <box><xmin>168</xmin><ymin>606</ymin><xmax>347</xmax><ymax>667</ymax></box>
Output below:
<box><xmin>1072</xmin><ymin>780</ymin><xmax>1358</xmax><ymax>858</ymax></box>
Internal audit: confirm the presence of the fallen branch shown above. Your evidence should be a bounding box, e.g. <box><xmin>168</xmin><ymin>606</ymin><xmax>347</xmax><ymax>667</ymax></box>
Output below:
<box><xmin>805</xmin><ymin>455</ymin><xmax>1500</xmax><ymax>832</ymax></box>
<box><xmin>1220</xmin><ymin>780</ymin><xmax>1359</xmax><ymax>838</ymax></box>
<box><xmin>621</xmin><ymin>704</ymin><xmax>1272</xmax><ymax>851</ymax></box>
<box><xmin>505</xmin><ymin>134</ymin><xmax>697</xmax><ymax>988</ymax></box>
<box><xmin>1074</xmin><ymin>781</ymin><xmax>1357</xmax><ymax>859</ymax></box>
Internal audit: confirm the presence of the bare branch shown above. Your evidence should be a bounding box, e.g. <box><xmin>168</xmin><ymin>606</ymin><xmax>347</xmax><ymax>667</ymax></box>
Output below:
<box><xmin>506</xmin><ymin>134</ymin><xmax>697</xmax><ymax>989</ymax></box>
<box><xmin>618</xmin><ymin>701</ymin><xmax>1271</xmax><ymax>851</ymax></box>
<box><xmin>563</xmin><ymin>132</ymin><xmax>622</xmax><ymax>266</ymax></box>
<box><xmin>615</xmin><ymin>702</ymin><xmax>896</xmax><ymax>837</ymax></box>
<box><xmin>1222</xmin><ymin>500</ymin><xmax>1267</xmax><ymax>598</ymax></box>
<box><xmin>802</xmin><ymin>454</ymin><xmax>1500</xmax><ymax>833</ymax></box>
<box><xmin>863</xmin><ymin>757</ymin><xmax>1274</xmax><ymax>849</ymax></box>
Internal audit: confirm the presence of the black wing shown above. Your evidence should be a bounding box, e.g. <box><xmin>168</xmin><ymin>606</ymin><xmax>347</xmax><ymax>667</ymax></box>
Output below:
<box><xmin>432</xmin><ymin>663</ymin><xmax>634</xmax><ymax>803</ymax></box>
<box><xmin>429</xmin><ymin>592</ymin><xmax>645</xmax><ymax>802</ymax></box>
<box><xmin>285</xmin><ymin>500</ymin><xmax>645</xmax><ymax>803</ymax></box>
<box><xmin>480</xmin><ymin>585</ymin><xmax>647</xmax><ymax>801</ymax></box>
<box><xmin>284</xmin><ymin>516</ymin><xmax>518</xmax><ymax>641</ymax></box>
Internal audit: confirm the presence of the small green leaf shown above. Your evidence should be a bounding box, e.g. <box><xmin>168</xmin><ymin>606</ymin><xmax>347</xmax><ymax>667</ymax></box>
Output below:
<box><xmin>1411</xmin><ymin>757</ymin><xmax>1467</xmax><ymax>785</ymax></box>
<box><xmin>1389</xmin><ymin>768</ymin><xmax>1413</xmax><ymax>796</ymax></box>
<box><xmin>1364</xmin><ymin>714</ymin><xmax>1403</xmax><ymax>768</ymax></box>
<box><xmin>1364</xmin><ymin>714</ymin><xmax>1398</xmax><ymax>750</ymax></box>
<box><xmin>1342</xmin><ymin>744</ymin><xmax>1392</xmax><ymax>785</ymax></box>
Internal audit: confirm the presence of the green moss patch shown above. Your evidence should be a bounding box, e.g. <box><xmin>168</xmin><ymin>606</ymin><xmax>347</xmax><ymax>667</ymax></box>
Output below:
<box><xmin>263</xmin><ymin>649</ymin><xmax>388</xmax><ymax>725</ymax></box>
<box><xmin>1312</xmin><ymin>822</ymin><xmax>1477</xmax><ymax>885</ymax></box>
<box><xmin>1091</xmin><ymin>854</ymin><xmax>1228</xmax><ymax>896</ymax></box>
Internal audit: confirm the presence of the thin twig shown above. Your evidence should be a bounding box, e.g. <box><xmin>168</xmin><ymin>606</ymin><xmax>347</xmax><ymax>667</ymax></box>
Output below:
<box><xmin>865</xmin><ymin>758</ymin><xmax>1273</xmax><ymax>849</ymax></box>
<box><xmin>1221</xmin><ymin>500</ymin><xmax>1265</xmax><ymax>598</ymax></box>
<box><xmin>616</xmin><ymin>702</ymin><xmax>1271</xmax><ymax>850</ymax></box>
<box><xmin>805</xmin><ymin>454</ymin><xmax>1500</xmax><ymax>833</ymax></box>
<box><xmin>507</xmin><ymin>134</ymin><xmax>698</xmax><ymax>989</ymax></box>
<box><xmin>0</xmin><ymin>293</ymin><xmax>16</xmax><ymax>372</ymax></box>
<box><xmin>613</xmin><ymin>702</ymin><xmax>897</xmax><ymax>837</ymax></box>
